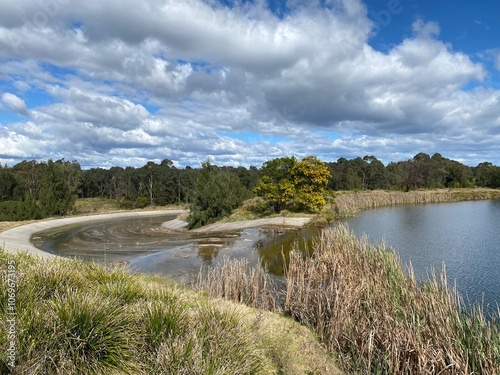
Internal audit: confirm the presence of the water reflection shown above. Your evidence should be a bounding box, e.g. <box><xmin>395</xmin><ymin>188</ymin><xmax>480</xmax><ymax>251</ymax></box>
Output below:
<box><xmin>256</xmin><ymin>227</ymin><xmax>319</xmax><ymax>276</ymax></box>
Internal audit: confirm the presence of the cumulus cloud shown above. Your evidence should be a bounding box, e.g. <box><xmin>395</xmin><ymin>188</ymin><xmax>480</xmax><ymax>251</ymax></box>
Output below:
<box><xmin>0</xmin><ymin>0</ymin><xmax>499</xmax><ymax>167</ymax></box>
<box><xmin>1</xmin><ymin>92</ymin><xmax>30</xmax><ymax>117</ymax></box>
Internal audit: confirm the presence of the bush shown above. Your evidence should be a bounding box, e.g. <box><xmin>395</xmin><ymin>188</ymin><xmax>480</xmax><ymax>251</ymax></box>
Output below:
<box><xmin>134</xmin><ymin>197</ymin><xmax>149</xmax><ymax>208</ymax></box>
<box><xmin>0</xmin><ymin>200</ymin><xmax>42</xmax><ymax>221</ymax></box>
<box><xmin>188</xmin><ymin>161</ymin><xmax>249</xmax><ymax>229</ymax></box>
<box><xmin>118</xmin><ymin>198</ymin><xmax>135</xmax><ymax>210</ymax></box>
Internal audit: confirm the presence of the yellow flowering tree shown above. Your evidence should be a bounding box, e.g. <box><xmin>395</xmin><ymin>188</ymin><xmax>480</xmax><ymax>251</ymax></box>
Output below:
<box><xmin>255</xmin><ymin>156</ymin><xmax>331</xmax><ymax>213</ymax></box>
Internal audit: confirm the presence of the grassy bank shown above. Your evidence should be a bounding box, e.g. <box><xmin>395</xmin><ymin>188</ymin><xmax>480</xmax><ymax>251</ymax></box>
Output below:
<box><xmin>332</xmin><ymin>188</ymin><xmax>500</xmax><ymax>217</ymax></box>
<box><xmin>0</xmin><ymin>249</ymin><xmax>340</xmax><ymax>374</ymax></box>
<box><xmin>197</xmin><ymin>224</ymin><xmax>500</xmax><ymax>374</ymax></box>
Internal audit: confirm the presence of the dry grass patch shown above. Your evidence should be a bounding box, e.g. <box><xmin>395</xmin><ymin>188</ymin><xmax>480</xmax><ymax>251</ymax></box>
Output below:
<box><xmin>334</xmin><ymin>188</ymin><xmax>500</xmax><ymax>217</ymax></box>
<box><xmin>283</xmin><ymin>224</ymin><xmax>500</xmax><ymax>374</ymax></box>
<box><xmin>195</xmin><ymin>224</ymin><xmax>500</xmax><ymax>374</ymax></box>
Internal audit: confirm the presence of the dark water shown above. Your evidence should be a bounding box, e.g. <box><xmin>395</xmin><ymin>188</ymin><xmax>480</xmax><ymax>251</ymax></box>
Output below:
<box><xmin>344</xmin><ymin>200</ymin><xmax>500</xmax><ymax>311</ymax></box>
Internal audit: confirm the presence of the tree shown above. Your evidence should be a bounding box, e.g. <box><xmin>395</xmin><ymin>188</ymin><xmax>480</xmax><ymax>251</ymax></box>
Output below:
<box><xmin>255</xmin><ymin>156</ymin><xmax>331</xmax><ymax>213</ymax></box>
<box><xmin>39</xmin><ymin>160</ymin><xmax>75</xmax><ymax>216</ymax></box>
<box><xmin>254</xmin><ymin>156</ymin><xmax>297</xmax><ymax>213</ymax></box>
<box><xmin>0</xmin><ymin>165</ymin><xmax>17</xmax><ymax>201</ymax></box>
<box><xmin>188</xmin><ymin>161</ymin><xmax>249</xmax><ymax>229</ymax></box>
<box><xmin>292</xmin><ymin>156</ymin><xmax>331</xmax><ymax>212</ymax></box>
<box><xmin>475</xmin><ymin>162</ymin><xmax>500</xmax><ymax>188</ymax></box>
<box><xmin>12</xmin><ymin>160</ymin><xmax>45</xmax><ymax>199</ymax></box>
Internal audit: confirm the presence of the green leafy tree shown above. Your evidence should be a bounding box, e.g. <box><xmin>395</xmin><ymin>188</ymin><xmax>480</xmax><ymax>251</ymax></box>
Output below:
<box><xmin>39</xmin><ymin>160</ymin><xmax>75</xmax><ymax>216</ymax></box>
<box><xmin>0</xmin><ymin>165</ymin><xmax>17</xmax><ymax>201</ymax></box>
<box><xmin>292</xmin><ymin>156</ymin><xmax>331</xmax><ymax>212</ymax></box>
<box><xmin>188</xmin><ymin>161</ymin><xmax>249</xmax><ymax>229</ymax></box>
<box><xmin>254</xmin><ymin>156</ymin><xmax>297</xmax><ymax>213</ymax></box>
<box><xmin>12</xmin><ymin>160</ymin><xmax>45</xmax><ymax>199</ymax></box>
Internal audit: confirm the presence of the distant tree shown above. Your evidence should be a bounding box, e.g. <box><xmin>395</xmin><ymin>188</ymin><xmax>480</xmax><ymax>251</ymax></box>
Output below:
<box><xmin>188</xmin><ymin>161</ymin><xmax>249</xmax><ymax>229</ymax></box>
<box><xmin>39</xmin><ymin>160</ymin><xmax>75</xmax><ymax>216</ymax></box>
<box><xmin>56</xmin><ymin>159</ymin><xmax>82</xmax><ymax>197</ymax></box>
<box><xmin>475</xmin><ymin>162</ymin><xmax>500</xmax><ymax>188</ymax></box>
<box><xmin>291</xmin><ymin>156</ymin><xmax>331</xmax><ymax>212</ymax></box>
<box><xmin>12</xmin><ymin>160</ymin><xmax>45</xmax><ymax>199</ymax></box>
<box><xmin>0</xmin><ymin>165</ymin><xmax>17</xmax><ymax>201</ymax></box>
<box><xmin>363</xmin><ymin>155</ymin><xmax>389</xmax><ymax>189</ymax></box>
<box><xmin>397</xmin><ymin>159</ymin><xmax>425</xmax><ymax>192</ymax></box>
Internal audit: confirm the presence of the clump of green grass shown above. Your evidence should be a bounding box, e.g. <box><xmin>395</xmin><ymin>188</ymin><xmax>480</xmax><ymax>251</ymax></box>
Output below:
<box><xmin>0</xmin><ymin>249</ymin><xmax>338</xmax><ymax>374</ymax></box>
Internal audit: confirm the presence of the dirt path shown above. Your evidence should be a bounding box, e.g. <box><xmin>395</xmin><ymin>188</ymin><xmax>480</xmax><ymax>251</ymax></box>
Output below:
<box><xmin>0</xmin><ymin>210</ymin><xmax>186</xmax><ymax>259</ymax></box>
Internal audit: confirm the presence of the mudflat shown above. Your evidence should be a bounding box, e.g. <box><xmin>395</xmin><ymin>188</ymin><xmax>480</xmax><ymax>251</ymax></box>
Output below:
<box><xmin>0</xmin><ymin>210</ymin><xmax>186</xmax><ymax>259</ymax></box>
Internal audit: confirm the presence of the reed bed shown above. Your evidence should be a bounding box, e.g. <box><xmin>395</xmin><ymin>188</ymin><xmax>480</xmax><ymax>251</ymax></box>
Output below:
<box><xmin>334</xmin><ymin>188</ymin><xmax>500</xmax><ymax>217</ymax></box>
<box><xmin>196</xmin><ymin>224</ymin><xmax>500</xmax><ymax>374</ymax></box>
<box><xmin>284</xmin><ymin>224</ymin><xmax>499</xmax><ymax>374</ymax></box>
<box><xmin>196</xmin><ymin>256</ymin><xmax>277</xmax><ymax>311</ymax></box>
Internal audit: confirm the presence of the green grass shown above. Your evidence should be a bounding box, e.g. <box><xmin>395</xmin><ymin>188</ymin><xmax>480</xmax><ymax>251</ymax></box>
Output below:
<box><xmin>0</xmin><ymin>249</ymin><xmax>340</xmax><ymax>374</ymax></box>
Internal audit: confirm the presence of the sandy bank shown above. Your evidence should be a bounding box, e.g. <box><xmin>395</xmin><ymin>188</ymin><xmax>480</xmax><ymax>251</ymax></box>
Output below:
<box><xmin>0</xmin><ymin>210</ymin><xmax>186</xmax><ymax>259</ymax></box>
<box><xmin>162</xmin><ymin>216</ymin><xmax>312</xmax><ymax>232</ymax></box>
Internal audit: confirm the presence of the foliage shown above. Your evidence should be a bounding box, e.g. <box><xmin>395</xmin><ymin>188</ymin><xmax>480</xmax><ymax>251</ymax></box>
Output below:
<box><xmin>39</xmin><ymin>160</ymin><xmax>76</xmax><ymax>216</ymax></box>
<box><xmin>1</xmin><ymin>152</ymin><xmax>500</xmax><ymax>222</ymax></box>
<box><xmin>254</xmin><ymin>156</ymin><xmax>297</xmax><ymax>213</ymax></box>
<box><xmin>134</xmin><ymin>196</ymin><xmax>149</xmax><ymax>208</ymax></box>
<box><xmin>0</xmin><ymin>199</ymin><xmax>41</xmax><ymax>221</ymax></box>
<box><xmin>0</xmin><ymin>165</ymin><xmax>17</xmax><ymax>201</ymax></box>
<box><xmin>254</xmin><ymin>156</ymin><xmax>331</xmax><ymax>213</ymax></box>
<box><xmin>187</xmin><ymin>161</ymin><xmax>250</xmax><ymax>229</ymax></box>
<box><xmin>291</xmin><ymin>156</ymin><xmax>331</xmax><ymax>211</ymax></box>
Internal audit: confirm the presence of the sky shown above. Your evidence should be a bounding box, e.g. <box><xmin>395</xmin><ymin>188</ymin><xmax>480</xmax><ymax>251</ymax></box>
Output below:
<box><xmin>1</xmin><ymin>0</ymin><xmax>500</xmax><ymax>169</ymax></box>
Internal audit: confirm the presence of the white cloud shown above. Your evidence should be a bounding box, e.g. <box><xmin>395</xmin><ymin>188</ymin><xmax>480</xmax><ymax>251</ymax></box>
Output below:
<box><xmin>1</xmin><ymin>92</ymin><xmax>30</xmax><ymax>117</ymax></box>
<box><xmin>0</xmin><ymin>0</ymin><xmax>499</xmax><ymax>167</ymax></box>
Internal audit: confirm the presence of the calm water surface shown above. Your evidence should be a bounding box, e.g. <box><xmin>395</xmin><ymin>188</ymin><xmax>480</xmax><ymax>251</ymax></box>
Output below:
<box><xmin>345</xmin><ymin>200</ymin><xmax>500</xmax><ymax>310</ymax></box>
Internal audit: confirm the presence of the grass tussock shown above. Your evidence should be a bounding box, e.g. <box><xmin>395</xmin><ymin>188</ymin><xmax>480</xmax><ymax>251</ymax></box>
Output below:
<box><xmin>334</xmin><ymin>188</ymin><xmax>500</xmax><ymax>217</ymax></box>
<box><xmin>196</xmin><ymin>224</ymin><xmax>500</xmax><ymax>374</ymax></box>
<box><xmin>0</xmin><ymin>249</ymin><xmax>338</xmax><ymax>374</ymax></box>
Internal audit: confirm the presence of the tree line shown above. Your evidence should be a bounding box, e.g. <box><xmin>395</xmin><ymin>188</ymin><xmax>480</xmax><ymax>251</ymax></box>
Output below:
<box><xmin>1</xmin><ymin>152</ymin><xmax>499</xmax><ymax>222</ymax></box>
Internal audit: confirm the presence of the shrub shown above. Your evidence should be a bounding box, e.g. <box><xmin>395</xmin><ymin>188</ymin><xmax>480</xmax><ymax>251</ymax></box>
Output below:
<box><xmin>134</xmin><ymin>196</ymin><xmax>149</xmax><ymax>208</ymax></box>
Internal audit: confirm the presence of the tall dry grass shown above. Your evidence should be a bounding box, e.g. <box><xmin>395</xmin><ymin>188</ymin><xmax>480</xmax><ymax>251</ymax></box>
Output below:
<box><xmin>196</xmin><ymin>224</ymin><xmax>500</xmax><ymax>374</ymax></box>
<box><xmin>283</xmin><ymin>224</ymin><xmax>499</xmax><ymax>374</ymax></box>
<box><xmin>334</xmin><ymin>188</ymin><xmax>500</xmax><ymax>217</ymax></box>
<box><xmin>196</xmin><ymin>256</ymin><xmax>277</xmax><ymax>311</ymax></box>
